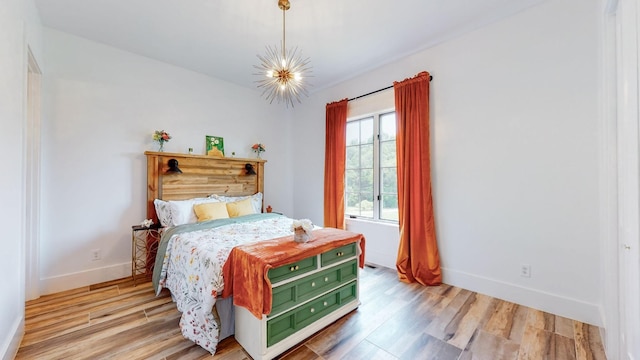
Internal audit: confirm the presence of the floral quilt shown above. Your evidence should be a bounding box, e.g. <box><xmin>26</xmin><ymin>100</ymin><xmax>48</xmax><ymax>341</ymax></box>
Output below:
<box><xmin>154</xmin><ymin>214</ymin><xmax>295</xmax><ymax>354</ymax></box>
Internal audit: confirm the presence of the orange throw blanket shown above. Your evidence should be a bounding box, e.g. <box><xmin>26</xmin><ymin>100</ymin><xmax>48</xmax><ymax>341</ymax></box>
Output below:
<box><xmin>222</xmin><ymin>228</ymin><xmax>365</xmax><ymax>319</ymax></box>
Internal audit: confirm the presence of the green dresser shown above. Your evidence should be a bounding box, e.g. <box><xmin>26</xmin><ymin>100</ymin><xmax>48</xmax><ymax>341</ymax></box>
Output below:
<box><xmin>234</xmin><ymin>240</ymin><xmax>361</xmax><ymax>360</ymax></box>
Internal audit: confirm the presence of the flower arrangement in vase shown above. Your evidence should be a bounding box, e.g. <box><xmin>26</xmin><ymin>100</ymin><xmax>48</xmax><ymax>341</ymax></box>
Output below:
<box><xmin>251</xmin><ymin>143</ymin><xmax>266</xmax><ymax>158</ymax></box>
<box><xmin>291</xmin><ymin>219</ymin><xmax>314</xmax><ymax>243</ymax></box>
<box><xmin>153</xmin><ymin>130</ymin><xmax>171</xmax><ymax>152</ymax></box>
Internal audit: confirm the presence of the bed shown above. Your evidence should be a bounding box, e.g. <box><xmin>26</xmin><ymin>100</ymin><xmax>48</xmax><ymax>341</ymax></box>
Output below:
<box><xmin>144</xmin><ymin>151</ymin><xmax>364</xmax><ymax>359</ymax></box>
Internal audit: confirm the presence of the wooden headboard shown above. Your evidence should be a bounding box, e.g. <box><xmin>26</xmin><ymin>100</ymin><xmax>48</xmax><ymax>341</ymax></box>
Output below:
<box><xmin>145</xmin><ymin>151</ymin><xmax>267</xmax><ymax>224</ymax></box>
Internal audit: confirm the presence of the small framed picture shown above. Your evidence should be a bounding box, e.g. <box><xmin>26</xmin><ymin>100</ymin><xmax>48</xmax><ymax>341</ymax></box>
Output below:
<box><xmin>206</xmin><ymin>136</ymin><xmax>224</xmax><ymax>157</ymax></box>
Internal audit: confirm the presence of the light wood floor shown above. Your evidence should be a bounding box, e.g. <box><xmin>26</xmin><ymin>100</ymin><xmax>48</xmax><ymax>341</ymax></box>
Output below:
<box><xmin>16</xmin><ymin>266</ymin><xmax>607</xmax><ymax>360</ymax></box>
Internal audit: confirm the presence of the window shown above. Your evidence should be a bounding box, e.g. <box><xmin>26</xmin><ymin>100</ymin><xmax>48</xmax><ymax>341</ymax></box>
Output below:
<box><xmin>345</xmin><ymin>111</ymin><xmax>398</xmax><ymax>222</ymax></box>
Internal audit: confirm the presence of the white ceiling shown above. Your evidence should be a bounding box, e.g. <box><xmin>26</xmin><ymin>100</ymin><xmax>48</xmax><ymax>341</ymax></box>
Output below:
<box><xmin>34</xmin><ymin>0</ymin><xmax>544</xmax><ymax>92</ymax></box>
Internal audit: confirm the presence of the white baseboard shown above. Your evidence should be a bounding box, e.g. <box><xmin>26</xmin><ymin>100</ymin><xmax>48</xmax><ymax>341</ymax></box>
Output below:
<box><xmin>442</xmin><ymin>267</ymin><xmax>603</xmax><ymax>327</ymax></box>
<box><xmin>598</xmin><ymin>304</ymin><xmax>617</xmax><ymax>360</ymax></box>
<box><xmin>40</xmin><ymin>262</ymin><xmax>131</xmax><ymax>295</ymax></box>
<box><xmin>1</xmin><ymin>316</ymin><xmax>24</xmax><ymax>360</ymax></box>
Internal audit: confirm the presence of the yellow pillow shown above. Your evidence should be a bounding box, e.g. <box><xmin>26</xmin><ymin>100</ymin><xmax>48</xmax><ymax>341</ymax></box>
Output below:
<box><xmin>226</xmin><ymin>198</ymin><xmax>255</xmax><ymax>217</ymax></box>
<box><xmin>193</xmin><ymin>202</ymin><xmax>229</xmax><ymax>222</ymax></box>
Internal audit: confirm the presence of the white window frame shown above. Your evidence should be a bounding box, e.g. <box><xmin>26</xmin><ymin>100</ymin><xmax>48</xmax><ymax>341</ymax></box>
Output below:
<box><xmin>345</xmin><ymin>110</ymin><xmax>397</xmax><ymax>223</ymax></box>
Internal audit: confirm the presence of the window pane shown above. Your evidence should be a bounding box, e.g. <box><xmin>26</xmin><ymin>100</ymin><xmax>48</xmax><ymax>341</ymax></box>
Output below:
<box><xmin>360</xmin><ymin>144</ymin><xmax>373</xmax><ymax>168</ymax></box>
<box><xmin>345</xmin><ymin>192</ymin><xmax>360</xmax><ymax>216</ymax></box>
<box><xmin>359</xmin><ymin>192</ymin><xmax>374</xmax><ymax>218</ymax></box>
<box><xmin>381</xmin><ymin>167</ymin><xmax>397</xmax><ymax>193</ymax></box>
<box><xmin>346</xmin><ymin>193</ymin><xmax>359</xmax><ymax>208</ymax></box>
<box><xmin>361</xmin><ymin>169</ymin><xmax>373</xmax><ymax>194</ymax></box>
<box><xmin>360</xmin><ymin>118</ymin><xmax>374</xmax><ymax>144</ymax></box>
<box><xmin>346</xmin><ymin>146</ymin><xmax>359</xmax><ymax>169</ymax></box>
<box><xmin>380</xmin><ymin>141</ymin><xmax>396</xmax><ymax>167</ymax></box>
<box><xmin>346</xmin><ymin>121</ymin><xmax>360</xmax><ymax>146</ymax></box>
<box><xmin>380</xmin><ymin>194</ymin><xmax>399</xmax><ymax>221</ymax></box>
<box><xmin>380</xmin><ymin>112</ymin><xmax>396</xmax><ymax>141</ymax></box>
<box><xmin>345</xmin><ymin>169</ymin><xmax>360</xmax><ymax>194</ymax></box>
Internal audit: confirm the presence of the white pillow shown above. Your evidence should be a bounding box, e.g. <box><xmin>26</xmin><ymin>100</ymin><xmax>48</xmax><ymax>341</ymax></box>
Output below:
<box><xmin>209</xmin><ymin>192</ymin><xmax>263</xmax><ymax>214</ymax></box>
<box><xmin>168</xmin><ymin>198</ymin><xmax>200</xmax><ymax>225</ymax></box>
<box><xmin>154</xmin><ymin>199</ymin><xmax>173</xmax><ymax>227</ymax></box>
<box><xmin>154</xmin><ymin>197</ymin><xmax>222</xmax><ymax>227</ymax></box>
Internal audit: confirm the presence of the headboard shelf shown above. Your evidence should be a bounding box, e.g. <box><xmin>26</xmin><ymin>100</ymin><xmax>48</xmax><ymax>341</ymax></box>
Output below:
<box><xmin>144</xmin><ymin>151</ymin><xmax>267</xmax><ymax>163</ymax></box>
<box><xmin>145</xmin><ymin>151</ymin><xmax>266</xmax><ymax>223</ymax></box>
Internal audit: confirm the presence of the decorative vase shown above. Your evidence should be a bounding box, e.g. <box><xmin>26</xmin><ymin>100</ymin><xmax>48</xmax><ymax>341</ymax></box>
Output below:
<box><xmin>158</xmin><ymin>141</ymin><xmax>164</xmax><ymax>152</ymax></box>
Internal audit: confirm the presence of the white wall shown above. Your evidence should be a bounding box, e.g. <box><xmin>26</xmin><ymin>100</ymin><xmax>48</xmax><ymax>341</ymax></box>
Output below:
<box><xmin>0</xmin><ymin>0</ymin><xmax>42</xmax><ymax>358</ymax></box>
<box><xmin>292</xmin><ymin>0</ymin><xmax>602</xmax><ymax>326</ymax></box>
<box><xmin>40</xmin><ymin>29</ymin><xmax>293</xmax><ymax>294</ymax></box>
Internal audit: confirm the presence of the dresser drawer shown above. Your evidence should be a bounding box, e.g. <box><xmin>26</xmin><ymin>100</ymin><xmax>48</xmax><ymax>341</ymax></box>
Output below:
<box><xmin>266</xmin><ymin>281</ymin><xmax>358</xmax><ymax>347</ymax></box>
<box><xmin>268</xmin><ymin>256</ymin><xmax>317</xmax><ymax>283</ymax></box>
<box><xmin>270</xmin><ymin>259</ymin><xmax>358</xmax><ymax>316</ymax></box>
<box><xmin>321</xmin><ymin>242</ymin><xmax>357</xmax><ymax>267</ymax></box>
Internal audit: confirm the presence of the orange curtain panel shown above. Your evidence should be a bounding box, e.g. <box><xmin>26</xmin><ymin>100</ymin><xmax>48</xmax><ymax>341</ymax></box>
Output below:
<box><xmin>323</xmin><ymin>99</ymin><xmax>348</xmax><ymax>229</ymax></box>
<box><xmin>393</xmin><ymin>71</ymin><xmax>442</xmax><ymax>286</ymax></box>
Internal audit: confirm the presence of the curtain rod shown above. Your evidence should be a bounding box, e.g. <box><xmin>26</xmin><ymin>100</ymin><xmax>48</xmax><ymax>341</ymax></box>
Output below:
<box><xmin>348</xmin><ymin>75</ymin><xmax>433</xmax><ymax>101</ymax></box>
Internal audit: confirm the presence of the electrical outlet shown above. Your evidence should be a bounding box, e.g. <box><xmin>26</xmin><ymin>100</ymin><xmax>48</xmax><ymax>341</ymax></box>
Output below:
<box><xmin>520</xmin><ymin>264</ymin><xmax>531</xmax><ymax>278</ymax></box>
<box><xmin>91</xmin><ymin>249</ymin><xmax>101</xmax><ymax>261</ymax></box>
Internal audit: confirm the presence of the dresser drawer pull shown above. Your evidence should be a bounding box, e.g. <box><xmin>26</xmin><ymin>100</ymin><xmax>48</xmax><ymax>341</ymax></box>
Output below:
<box><xmin>323</xmin><ymin>301</ymin><xmax>328</xmax><ymax>307</ymax></box>
<box><xmin>310</xmin><ymin>308</ymin><xmax>315</xmax><ymax>313</ymax></box>
<box><xmin>311</xmin><ymin>281</ymin><xmax>316</xmax><ymax>287</ymax></box>
<box><xmin>337</xmin><ymin>251</ymin><xmax>344</xmax><ymax>257</ymax></box>
<box><xmin>324</xmin><ymin>277</ymin><xmax>329</xmax><ymax>282</ymax></box>
<box><xmin>289</xmin><ymin>265</ymin><xmax>299</xmax><ymax>272</ymax></box>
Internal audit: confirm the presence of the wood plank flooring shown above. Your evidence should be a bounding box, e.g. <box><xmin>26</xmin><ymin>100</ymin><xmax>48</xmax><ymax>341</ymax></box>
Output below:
<box><xmin>16</xmin><ymin>266</ymin><xmax>607</xmax><ymax>360</ymax></box>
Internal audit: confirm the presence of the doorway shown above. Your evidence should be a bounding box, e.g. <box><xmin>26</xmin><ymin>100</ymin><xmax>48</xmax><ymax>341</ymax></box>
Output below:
<box><xmin>24</xmin><ymin>47</ymin><xmax>41</xmax><ymax>301</ymax></box>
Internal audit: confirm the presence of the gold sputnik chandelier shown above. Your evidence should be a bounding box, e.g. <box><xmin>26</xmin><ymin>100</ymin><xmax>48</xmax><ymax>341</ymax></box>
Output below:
<box><xmin>254</xmin><ymin>0</ymin><xmax>311</xmax><ymax>107</ymax></box>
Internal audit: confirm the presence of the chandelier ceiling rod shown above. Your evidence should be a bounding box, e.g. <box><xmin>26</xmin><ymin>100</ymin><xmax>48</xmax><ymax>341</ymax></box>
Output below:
<box><xmin>280</xmin><ymin>0</ymin><xmax>288</xmax><ymax>59</ymax></box>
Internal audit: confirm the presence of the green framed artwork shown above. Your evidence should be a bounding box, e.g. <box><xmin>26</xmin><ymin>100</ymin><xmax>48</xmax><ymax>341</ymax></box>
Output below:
<box><xmin>206</xmin><ymin>135</ymin><xmax>224</xmax><ymax>157</ymax></box>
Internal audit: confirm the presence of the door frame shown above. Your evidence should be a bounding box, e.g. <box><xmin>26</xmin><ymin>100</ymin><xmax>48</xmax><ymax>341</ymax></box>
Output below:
<box><xmin>606</xmin><ymin>0</ymin><xmax>640</xmax><ymax>358</ymax></box>
<box><xmin>24</xmin><ymin>47</ymin><xmax>41</xmax><ymax>301</ymax></box>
